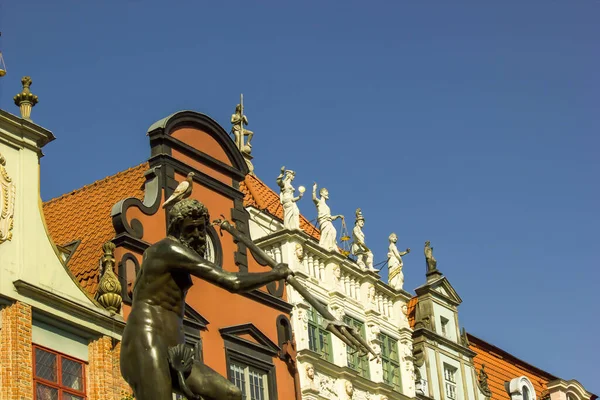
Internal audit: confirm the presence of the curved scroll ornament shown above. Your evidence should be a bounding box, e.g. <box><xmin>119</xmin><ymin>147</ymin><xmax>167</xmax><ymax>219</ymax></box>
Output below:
<box><xmin>111</xmin><ymin>166</ymin><xmax>162</xmax><ymax>239</ymax></box>
<box><xmin>0</xmin><ymin>153</ymin><xmax>16</xmax><ymax>244</ymax></box>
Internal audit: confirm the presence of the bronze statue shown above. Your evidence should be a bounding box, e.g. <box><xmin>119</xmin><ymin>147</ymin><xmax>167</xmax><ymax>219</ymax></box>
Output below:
<box><xmin>120</xmin><ymin>199</ymin><xmax>294</xmax><ymax>400</ymax></box>
<box><xmin>121</xmin><ymin>198</ymin><xmax>374</xmax><ymax>400</ymax></box>
<box><xmin>424</xmin><ymin>240</ymin><xmax>437</xmax><ymax>273</ymax></box>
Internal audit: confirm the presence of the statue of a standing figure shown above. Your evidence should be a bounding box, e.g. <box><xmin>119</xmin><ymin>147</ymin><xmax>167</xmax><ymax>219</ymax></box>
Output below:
<box><xmin>231</xmin><ymin>100</ymin><xmax>253</xmax><ymax>155</ymax></box>
<box><xmin>276</xmin><ymin>166</ymin><xmax>303</xmax><ymax>230</ymax></box>
<box><xmin>424</xmin><ymin>240</ymin><xmax>437</xmax><ymax>273</ymax></box>
<box><xmin>120</xmin><ymin>198</ymin><xmax>294</xmax><ymax>400</ymax></box>
<box><xmin>351</xmin><ymin>209</ymin><xmax>374</xmax><ymax>270</ymax></box>
<box><xmin>312</xmin><ymin>182</ymin><xmax>343</xmax><ymax>253</ymax></box>
<box><xmin>387</xmin><ymin>233</ymin><xmax>410</xmax><ymax>290</ymax></box>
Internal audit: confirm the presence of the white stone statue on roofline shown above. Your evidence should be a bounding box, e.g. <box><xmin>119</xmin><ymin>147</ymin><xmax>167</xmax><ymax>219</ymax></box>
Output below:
<box><xmin>276</xmin><ymin>166</ymin><xmax>304</xmax><ymax>230</ymax></box>
<box><xmin>351</xmin><ymin>208</ymin><xmax>374</xmax><ymax>270</ymax></box>
<box><xmin>312</xmin><ymin>182</ymin><xmax>343</xmax><ymax>253</ymax></box>
<box><xmin>387</xmin><ymin>233</ymin><xmax>410</xmax><ymax>291</ymax></box>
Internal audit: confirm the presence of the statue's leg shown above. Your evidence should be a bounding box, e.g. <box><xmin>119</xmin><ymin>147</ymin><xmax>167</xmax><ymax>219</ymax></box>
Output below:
<box><xmin>184</xmin><ymin>361</ymin><xmax>242</xmax><ymax>400</ymax></box>
<box><xmin>121</xmin><ymin>334</ymin><xmax>173</xmax><ymax>400</ymax></box>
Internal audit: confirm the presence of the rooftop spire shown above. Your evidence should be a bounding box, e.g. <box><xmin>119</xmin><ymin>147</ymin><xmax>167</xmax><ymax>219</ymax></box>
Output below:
<box><xmin>13</xmin><ymin>76</ymin><xmax>38</xmax><ymax>120</ymax></box>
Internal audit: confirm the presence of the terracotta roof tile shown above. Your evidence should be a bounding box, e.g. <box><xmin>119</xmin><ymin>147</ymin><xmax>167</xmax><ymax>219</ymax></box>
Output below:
<box><xmin>43</xmin><ymin>163</ymin><xmax>148</xmax><ymax>294</ymax></box>
<box><xmin>469</xmin><ymin>334</ymin><xmax>556</xmax><ymax>400</ymax></box>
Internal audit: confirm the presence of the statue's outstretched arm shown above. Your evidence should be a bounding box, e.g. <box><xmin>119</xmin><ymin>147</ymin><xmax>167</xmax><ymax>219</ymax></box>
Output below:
<box><xmin>172</xmin><ymin>243</ymin><xmax>289</xmax><ymax>293</ymax></box>
<box><xmin>214</xmin><ymin>219</ymin><xmax>378</xmax><ymax>359</ymax></box>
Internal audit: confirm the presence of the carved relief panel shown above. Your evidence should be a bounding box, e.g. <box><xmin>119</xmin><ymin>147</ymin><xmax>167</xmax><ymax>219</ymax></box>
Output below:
<box><xmin>0</xmin><ymin>153</ymin><xmax>16</xmax><ymax>244</ymax></box>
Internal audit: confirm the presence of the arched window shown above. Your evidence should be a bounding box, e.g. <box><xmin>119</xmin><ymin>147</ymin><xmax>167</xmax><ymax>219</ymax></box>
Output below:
<box><xmin>276</xmin><ymin>315</ymin><xmax>292</xmax><ymax>349</ymax></box>
<box><xmin>506</xmin><ymin>376</ymin><xmax>536</xmax><ymax>400</ymax></box>
<box><xmin>523</xmin><ymin>386</ymin><xmax>530</xmax><ymax>400</ymax></box>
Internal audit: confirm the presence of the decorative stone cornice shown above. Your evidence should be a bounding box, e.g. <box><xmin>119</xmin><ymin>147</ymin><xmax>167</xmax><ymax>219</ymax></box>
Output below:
<box><xmin>254</xmin><ymin>228</ymin><xmax>413</xmax><ymax>302</ymax></box>
<box><xmin>413</xmin><ymin>327</ymin><xmax>477</xmax><ymax>358</ymax></box>
<box><xmin>12</xmin><ymin>279</ymin><xmax>125</xmax><ymax>337</ymax></box>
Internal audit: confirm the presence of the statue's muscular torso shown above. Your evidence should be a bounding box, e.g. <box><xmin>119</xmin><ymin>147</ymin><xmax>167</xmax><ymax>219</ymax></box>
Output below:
<box><xmin>121</xmin><ymin>238</ymin><xmax>195</xmax><ymax>365</ymax></box>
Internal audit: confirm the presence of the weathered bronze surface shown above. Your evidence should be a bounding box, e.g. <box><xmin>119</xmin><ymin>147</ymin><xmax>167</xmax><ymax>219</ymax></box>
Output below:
<box><xmin>120</xmin><ymin>199</ymin><xmax>294</xmax><ymax>400</ymax></box>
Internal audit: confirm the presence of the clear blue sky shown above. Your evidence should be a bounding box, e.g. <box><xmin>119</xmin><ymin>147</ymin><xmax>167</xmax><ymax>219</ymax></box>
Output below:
<box><xmin>1</xmin><ymin>0</ymin><xmax>598</xmax><ymax>393</ymax></box>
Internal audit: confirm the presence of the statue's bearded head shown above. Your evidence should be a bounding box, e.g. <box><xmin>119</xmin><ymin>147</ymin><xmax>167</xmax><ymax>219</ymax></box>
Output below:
<box><xmin>167</xmin><ymin>199</ymin><xmax>210</xmax><ymax>257</ymax></box>
<box><xmin>320</xmin><ymin>188</ymin><xmax>329</xmax><ymax>199</ymax></box>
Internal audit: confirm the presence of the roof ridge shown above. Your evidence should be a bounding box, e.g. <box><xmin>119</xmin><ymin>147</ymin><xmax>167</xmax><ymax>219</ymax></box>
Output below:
<box><xmin>468</xmin><ymin>332</ymin><xmax>559</xmax><ymax>380</ymax></box>
<box><xmin>43</xmin><ymin>162</ymin><xmax>148</xmax><ymax>205</ymax></box>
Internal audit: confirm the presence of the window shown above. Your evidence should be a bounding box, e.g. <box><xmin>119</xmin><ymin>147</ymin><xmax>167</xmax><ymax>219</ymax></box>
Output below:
<box><xmin>33</xmin><ymin>345</ymin><xmax>86</xmax><ymax>400</ymax></box>
<box><xmin>444</xmin><ymin>364</ymin><xmax>457</xmax><ymax>400</ymax></box>
<box><xmin>506</xmin><ymin>376</ymin><xmax>536</xmax><ymax>400</ymax></box>
<box><xmin>343</xmin><ymin>315</ymin><xmax>370</xmax><ymax>379</ymax></box>
<box><xmin>379</xmin><ymin>332</ymin><xmax>401</xmax><ymax>391</ymax></box>
<box><xmin>441</xmin><ymin>317</ymin><xmax>449</xmax><ymax>337</ymax></box>
<box><xmin>308</xmin><ymin>306</ymin><xmax>332</xmax><ymax>361</ymax></box>
<box><xmin>230</xmin><ymin>361</ymin><xmax>269</xmax><ymax>400</ymax></box>
<box><xmin>221</xmin><ymin>324</ymin><xmax>278</xmax><ymax>400</ymax></box>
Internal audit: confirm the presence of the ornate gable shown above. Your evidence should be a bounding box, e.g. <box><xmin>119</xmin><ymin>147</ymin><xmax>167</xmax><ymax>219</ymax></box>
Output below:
<box><xmin>415</xmin><ymin>276</ymin><xmax>462</xmax><ymax>306</ymax></box>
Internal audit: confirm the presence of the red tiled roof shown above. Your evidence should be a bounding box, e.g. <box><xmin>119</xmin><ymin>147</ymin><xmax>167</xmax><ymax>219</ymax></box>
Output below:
<box><xmin>43</xmin><ymin>164</ymin><xmax>148</xmax><ymax>293</ymax></box>
<box><xmin>43</xmin><ymin>166</ymin><xmax>320</xmax><ymax>295</ymax></box>
<box><xmin>407</xmin><ymin>297</ymin><xmax>557</xmax><ymax>400</ymax></box>
<box><xmin>469</xmin><ymin>334</ymin><xmax>556</xmax><ymax>400</ymax></box>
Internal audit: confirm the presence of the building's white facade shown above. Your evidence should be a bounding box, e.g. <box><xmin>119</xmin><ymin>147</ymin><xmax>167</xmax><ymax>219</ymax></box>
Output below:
<box><xmin>249</xmin><ymin>209</ymin><xmax>415</xmax><ymax>400</ymax></box>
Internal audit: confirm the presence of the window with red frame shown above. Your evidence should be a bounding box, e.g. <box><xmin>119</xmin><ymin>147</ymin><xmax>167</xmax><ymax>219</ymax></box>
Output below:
<box><xmin>33</xmin><ymin>345</ymin><xmax>86</xmax><ymax>400</ymax></box>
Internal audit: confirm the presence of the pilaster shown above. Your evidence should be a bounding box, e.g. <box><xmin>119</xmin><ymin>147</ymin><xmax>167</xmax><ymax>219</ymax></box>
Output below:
<box><xmin>0</xmin><ymin>301</ymin><xmax>33</xmax><ymax>400</ymax></box>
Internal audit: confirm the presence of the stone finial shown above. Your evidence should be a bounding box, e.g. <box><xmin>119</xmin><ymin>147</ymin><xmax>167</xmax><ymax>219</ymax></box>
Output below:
<box><xmin>13</xmin><ymin>76</ymin><xmax>39</xmax><ymax>120</ymax></box>
<box><xmin>460</xmin><ymin>327</ymin><xmax>470</xmax><ymax>347</ymax></box>
<box><xmin>96</xmin><ymin>241</ymin><xmax>122</xmax><ymax>313</ymax></box>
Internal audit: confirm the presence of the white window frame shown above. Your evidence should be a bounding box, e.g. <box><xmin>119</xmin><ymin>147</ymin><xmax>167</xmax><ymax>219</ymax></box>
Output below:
<box><xmin>506</xmin><ymin>376</ymin><xmax>537</xmax><ymax>400</ymax></box>
<box><xmin>230</xmin><ymin>361</ymin><xmax>270</xmax><ymax>400</ymax></box>
<box><xmin>443</xmin><ymin>363</ymin><xmax>458</xmax><ymax>399</ymax></box>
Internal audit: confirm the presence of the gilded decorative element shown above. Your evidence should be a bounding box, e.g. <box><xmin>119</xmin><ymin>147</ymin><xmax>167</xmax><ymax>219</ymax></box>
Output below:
<box><xmin>0</xmin><ymin>152</ymin><xmax>16</xmax><ymax>244</ymax></box>
<box><xmin>96</xmin><ymin>241</ymin><xmax>123</xmax><ymax>313</ymax></box>
<box><xmin>13</xmin><ymin>76</ymin><xmax>38</xmax><ymax>120</ymax></box>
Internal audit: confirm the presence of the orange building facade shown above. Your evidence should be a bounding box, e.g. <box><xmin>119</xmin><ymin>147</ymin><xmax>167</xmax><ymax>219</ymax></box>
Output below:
<box><xmin>43</xmin><ymin>111</ymin><xmax>298</xmax><ymax>400</ymax></box>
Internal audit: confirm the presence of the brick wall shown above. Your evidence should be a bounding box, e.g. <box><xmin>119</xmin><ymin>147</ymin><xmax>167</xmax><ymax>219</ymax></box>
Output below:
<box><xmin>0</xmin><ymin>301</ymin><xmax>33</xmax><ymax>400</ymax></box>
<box><xmin>87</xmin><ymin>336</ymin><xmax>131</xmax><ymax>400</ymax></box>
<box><xmin>111</xmin><ymin>342</ymin><xmax>132</xmax><ymax>399</ymax></box>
